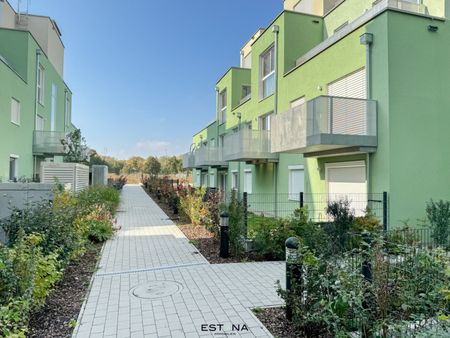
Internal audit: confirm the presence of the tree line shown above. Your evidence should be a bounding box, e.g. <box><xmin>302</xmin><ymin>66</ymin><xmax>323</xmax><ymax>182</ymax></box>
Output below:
<box><xmin>90</xmin><ymin>152</ymin><xmax>184</xmax><ymax>176</ymax></box>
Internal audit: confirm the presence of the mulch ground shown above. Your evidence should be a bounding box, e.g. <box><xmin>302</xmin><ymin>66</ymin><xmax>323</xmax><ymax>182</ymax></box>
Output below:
<box><xmin>145</xmin><ymin>189</ymin><xmax>265</xmax><ymax>264</ymax></box>
<box><xmin>254</xmin><ymin>307</ymin><xmax>332</xmax><ymax>338</ymax></box>
<box><xmin>28</xmin><ymin>242</ymin><xmax>103</xmax><ymax>338</ymax></box>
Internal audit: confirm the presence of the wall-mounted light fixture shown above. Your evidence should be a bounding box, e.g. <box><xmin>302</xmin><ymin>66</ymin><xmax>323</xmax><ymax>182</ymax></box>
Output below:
<box><xmin>360</xmin><ymin>33</ymin><xmax>374</xmax><ymax>45</ymax></box>
<box><xmin>428</xmin><ymin>25</ymin><xmax>439</xmax><ymax>32</ymax></box>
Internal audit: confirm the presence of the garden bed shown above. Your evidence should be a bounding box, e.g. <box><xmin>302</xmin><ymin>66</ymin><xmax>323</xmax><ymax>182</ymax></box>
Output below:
<box><xmin>28</xmin><ymin>242</ymin><xmax>103</xmax><ymax>337</ymax></box>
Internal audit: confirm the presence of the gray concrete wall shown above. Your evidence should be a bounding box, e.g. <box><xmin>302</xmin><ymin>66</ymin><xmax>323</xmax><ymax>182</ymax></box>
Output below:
<box><xmin>0</xmin><ymin>183</ymin><xmax>54</xmax><ymax>244</ymax></box>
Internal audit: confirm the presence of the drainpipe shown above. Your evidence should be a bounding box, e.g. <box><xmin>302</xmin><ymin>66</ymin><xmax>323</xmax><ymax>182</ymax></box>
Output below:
<box><xmin>33</xmin><ymin>49</ymin><xmax>42</xmax><ymax>180</ymax></box>
<box><xmin>360</xmin><ymin>33</ymin><xmax>374</xmax><ymax>195</ymax></box>
<box><xmin>272</xmin><ymin>25</ymin><xmax>280</xmax><ymax>216</ymax></box>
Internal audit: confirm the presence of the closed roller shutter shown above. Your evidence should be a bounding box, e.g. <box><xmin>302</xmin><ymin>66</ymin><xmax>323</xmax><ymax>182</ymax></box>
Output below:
<box><xmin>327</xmin><ymin>68</ymin><xmax>367</xmax><ymax>135</ymax></box>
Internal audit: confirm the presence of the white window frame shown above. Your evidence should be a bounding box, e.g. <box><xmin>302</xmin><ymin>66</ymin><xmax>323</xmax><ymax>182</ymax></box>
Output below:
<box><xmin>290</xmin><ymin>96</ymin><xmax>306</xmax><ymax>109</ymax></box>
<box><xmin>11</xmin><ymin>98</ymin><xmax>21</xmax><ymax>125</ymax></box>
<box><xmin>51</xmin><ymin>83</ymin><xmax>57</xmax><ymax>131</ymax></box>
<box><xmin>260</xmin><ymin>45</ymin><xmax>275</xmax><ymax>99</ymax></box>
<box><xmin>231</xmin><ymin>171</ymin><xmax>238</xmax><ymax>191</ymax></box>
<box><xmin>65</xmin><ymin>92</ymin><xmax>71</xmax><ymax>129</ymax></box>
<box><xmin>37</xmin><ymin>64</ymin><xmax>45</xmax><ymax>105</ymax></box>
<box><xmin>288</xmin><ymin>165</ymin><xmax>305</xmax><ymax>201</ymax></box>
<box><xmin>259</xmin><ymin>112</ymin><xmax>273</xmax><ymax>131</ymax></box>
<box><xmin>219</xmin><ymin>89</ymin><xmax>227</xmax><ymax>124</ymax></box>
<box><xmin>243</xmin><ymin>169</ymin><xmax>252</xmax><ymax>194</ymax></box>
<box><xmin>9</xmin><ymin>155</ymin><xmax>19</xmax><ymax>182</ymax></box>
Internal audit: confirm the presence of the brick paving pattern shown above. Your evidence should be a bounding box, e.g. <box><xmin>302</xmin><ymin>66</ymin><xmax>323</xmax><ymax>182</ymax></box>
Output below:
<box><xmin>74</xmin><ymin>185</ymin><xmax>285</xmax><ymax>338</ymax></box>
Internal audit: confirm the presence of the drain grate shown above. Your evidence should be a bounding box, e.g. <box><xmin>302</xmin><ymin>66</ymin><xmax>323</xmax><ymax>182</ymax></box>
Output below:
<box><xmin>130</xmin><ymin>280</ymin><xmax>182</xmax><ymax>299</ymax></box>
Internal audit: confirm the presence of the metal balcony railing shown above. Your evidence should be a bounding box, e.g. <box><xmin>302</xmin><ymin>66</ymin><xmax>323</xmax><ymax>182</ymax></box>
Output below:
<box><xmin>194</xmin><ymin>145</ymin><xmax>227</xmax><ymax>167</ymax></box>
<box><xmin>182</xmin><ymin>152</ymin><xmax>196</xmax><ymax>169</ymax></box>
<box><xmin>271</xmin><ymin>96</ymin><xmax>377</xmax><ymax>155</ymax></box>
<box><xmin>223</xmin><ymin>128</ymin><xmax>278</xmax><ymax>162</ymax></box>
<box><xmin>32</xmin><ymin>131</ymin><xmax>67</xmax><ymax>155</ymax></box>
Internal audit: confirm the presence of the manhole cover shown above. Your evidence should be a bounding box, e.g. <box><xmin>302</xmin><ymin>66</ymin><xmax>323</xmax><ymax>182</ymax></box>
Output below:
<box><xmin>131</xmin><ymin>281</ymin><xmax>182</xmax><ymax>299</ymax></box>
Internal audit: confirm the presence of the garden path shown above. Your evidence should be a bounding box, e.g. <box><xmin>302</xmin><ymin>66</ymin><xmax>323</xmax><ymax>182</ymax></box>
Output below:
<box><xmin>73</xmin><ymin>185</ymin><xmax>285</xmax><ymax>338</ymax></box>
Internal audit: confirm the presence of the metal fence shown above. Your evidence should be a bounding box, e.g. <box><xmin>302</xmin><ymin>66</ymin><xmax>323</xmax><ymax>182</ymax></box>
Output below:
<box><xmin>224</xmin><ymin>191</ymin><xmax>388</xmax><ymax>227</ymax></box>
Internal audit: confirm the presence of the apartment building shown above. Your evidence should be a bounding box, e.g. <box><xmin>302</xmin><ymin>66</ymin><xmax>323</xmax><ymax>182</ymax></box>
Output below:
<box><xmin>183</xmin><ymin>0</ymin><xmax>450</xmax><ymax>228</ymax></box>
<box><xmin>0</xmin><ymin>0</ymin><xmax>74</xmax><ymax>182</ymax></box>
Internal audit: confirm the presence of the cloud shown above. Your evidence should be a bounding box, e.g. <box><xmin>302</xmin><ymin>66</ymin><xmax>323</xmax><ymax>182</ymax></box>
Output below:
<box><xmin>135</xmin><ymin>140</ymin><xmax>172</xmax><ymax>157</ymax></box>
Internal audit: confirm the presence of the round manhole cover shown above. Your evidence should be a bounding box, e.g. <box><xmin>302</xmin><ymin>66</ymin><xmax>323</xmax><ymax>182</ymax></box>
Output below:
<box><xmin>131</xmin><ymin>281</ymin><xmax>182</xmax><ymax>299</ymax></box>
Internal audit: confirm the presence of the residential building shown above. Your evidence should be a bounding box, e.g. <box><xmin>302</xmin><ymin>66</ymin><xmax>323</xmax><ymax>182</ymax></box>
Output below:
<box><xmin>183</xmin><ymin>0</ymin><xmax>450</xmax><ymax>228</ymax></box>
<box><xmin>0</xmin><ymin>0</ymin><xmax>74</xmax><ymax>182</ymax></box>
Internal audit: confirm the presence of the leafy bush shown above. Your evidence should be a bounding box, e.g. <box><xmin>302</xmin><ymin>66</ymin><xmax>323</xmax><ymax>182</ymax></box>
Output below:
<box><xmin>77</xmin><ymin>186</ymin><xmax>120</xmax><ymax>215</ymax></box>
<box><xmin>87</xmin><ymin>220</ymin><xmax>114</xmax><ymax>243</ymax></box>
<box><xmin>179</xmin><ymin>187</ymin><xmax>208</xmax><ymax>226</ymax></box>
<box><xmin>227</xmin><ymin>192</ymin><xmax>246</xmax><ymax>256</ymax></box>
<box><xmin>426</xmin><ymin>199</ymin><xmax>450</xmax><ymax>247</ymax></box>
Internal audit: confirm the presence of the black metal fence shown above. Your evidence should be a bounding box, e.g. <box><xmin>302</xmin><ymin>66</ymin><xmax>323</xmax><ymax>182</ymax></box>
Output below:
<box><xmin>224</xmin><ymin>191</ymin><xmax>388</xmax><ymax>228</ymax></box>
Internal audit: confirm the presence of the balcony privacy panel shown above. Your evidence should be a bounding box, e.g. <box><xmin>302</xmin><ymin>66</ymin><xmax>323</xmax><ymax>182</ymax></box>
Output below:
<box><xmin>271</xmin><ymin>104</ymin><xmax>307</xmax><ymax>153</ymax></box>
<box><xmin>182</xmin><ymin>153</ymin><xmax>195</xmax><ymax>169</ymax></box>
<box><xmin>223</xmin><ymin>129</ymin><xmax>277</xmax><ymax>161</ymax></box>
<box><xmin>195</xmin><ymin>146</ymin><xmax>226</xmax><ymax>167</ymax></box>
<box><xmin>33</xmin><ymin>131</ymin><xmax>67</xmax><ymax>155</ymax></box>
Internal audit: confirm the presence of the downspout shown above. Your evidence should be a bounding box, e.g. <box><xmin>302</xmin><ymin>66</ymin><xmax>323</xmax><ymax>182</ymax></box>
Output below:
<box><xmin>33</xmin><ymin>49</ymin><xmax>42</xmax><ymax>180</ymax></box>
<box><xmin>215</xmin><ymin>86</ymin><xmax>220</xmax><ymax>190</ymax></box>
<box><xmin>272</xmin><ymin>25</ymin><xmax>280</xmax><ymax>217</ymax></box>
<box><xmin>360</xmin><ymin>33</ymin><xmax>373</xmax><ymax>197</ymax></box>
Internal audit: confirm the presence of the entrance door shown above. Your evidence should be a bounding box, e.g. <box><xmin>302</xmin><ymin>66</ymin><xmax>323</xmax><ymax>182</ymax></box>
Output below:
<box><xmin>326</xmin><ymin>161</ymin><xmax>367</xmax><ymax>216</ymax></box>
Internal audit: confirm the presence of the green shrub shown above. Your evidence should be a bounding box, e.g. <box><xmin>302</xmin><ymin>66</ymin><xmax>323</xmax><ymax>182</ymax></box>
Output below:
<box><xmin>87</xmin><ymin>220</ymin><xmax>114</xmax><ymax>243</ymax></box>
<box><xmin>77</xmin><ymin>186</ymin><xmax>120</xmax><ymax>215</ymax></box>
<box><xmin>179</xmin><ymin>187</ymin><xmax>208</xmax><ymax>226</ymax></box>
<box><xmin>426</xmin><ymin>199</ymin><xmax>450</xmax><ymax>247</ymax></box>
<box><xmin>228</xmin><ymin>192</ymin><xmax>246</xmax><ymax>256</ymax></box>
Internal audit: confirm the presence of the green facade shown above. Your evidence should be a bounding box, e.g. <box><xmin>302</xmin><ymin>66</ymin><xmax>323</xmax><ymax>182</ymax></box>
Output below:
<box><xmin>185</xmin><ymin>0</ymin><xmax>449</xmax><ymax>228</ymax></box>
<box><xmin>0</xmin><ymin>28</ymin><xmax>72</xmax><ymax>182</ymax></box>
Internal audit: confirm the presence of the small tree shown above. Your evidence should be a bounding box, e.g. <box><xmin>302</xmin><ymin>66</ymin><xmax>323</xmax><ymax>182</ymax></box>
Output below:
<box><xmin>61</xmin><ymin>128</ymin><xmax>88</xmax><ymax>163</ymax></box>
<box><xmin>426</xmin><ymin>199</ymin><xmax>450</xmax><ymax>246</ymax></box>
<box><xmin>143</xmin><ymin>156</ymin><xmax>161</xmax><ymax>176</ymax></box>
<box><xmin>122</xmin><ymin>156</ymin><xmax>144</xmax><ymax>174</ymax></box>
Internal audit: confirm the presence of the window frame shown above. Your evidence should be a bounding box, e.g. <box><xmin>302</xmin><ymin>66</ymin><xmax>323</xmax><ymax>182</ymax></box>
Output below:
<box><xmin>9</xmin><ymin>155</ymin><xmax>19</xmax><ymax>182</ymax></box>
<box><xmin>11</xmin><ymin>97</ymin><xmax>21</xmax><ymax>126</ymax></box>
<box><xmin>219</xmin><ymin>89</ymin><xmax>227</xmax><ymax>124</ymax></box>
<box><xmin>259</xmin><ymin>112</ymin><xmax>273</xmax><ymax>131</ymax></box>
<box><xmin>231</xmin><ymin>171</ymin><xmax>238</xmax><ymax>191</ymax></box>
<box><xmin>243</xmin><ymin>169</ymin><xmax>252</xmax><ymax>194</ymax></box>
<box><xmin>259</xmin><ymin>45</ymin><xmax>275</xmax><ymax>99</ymax></box>
<box><xmin>288</xmin><ymin>165</ymin><xmax>305</xmax><ymax>201</ymax></box>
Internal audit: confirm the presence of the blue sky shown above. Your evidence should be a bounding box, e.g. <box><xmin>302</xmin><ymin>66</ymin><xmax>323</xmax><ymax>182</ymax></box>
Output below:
<box><xmin>26</xmin><ymin>0</ymin><xmax>282</xmax><ymax>159</ymax></box>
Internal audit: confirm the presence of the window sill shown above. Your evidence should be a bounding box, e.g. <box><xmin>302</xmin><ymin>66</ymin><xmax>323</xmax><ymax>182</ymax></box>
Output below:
<box><xmin>258</xmin><ymin>93</ymin><xmax>274</xmax><ymax>103</ymax></box>
<box><xmin>11</xmin><ymin>121</ymin><xmax>20</xmax><ymax>127</ymax></box>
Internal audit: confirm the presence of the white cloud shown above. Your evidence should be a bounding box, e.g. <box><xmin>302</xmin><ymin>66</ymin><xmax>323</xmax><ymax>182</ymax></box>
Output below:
<box><xmin>135</xmin><ymin>140</ymin><xmax>172</xmax><ymax>157</ymax></box>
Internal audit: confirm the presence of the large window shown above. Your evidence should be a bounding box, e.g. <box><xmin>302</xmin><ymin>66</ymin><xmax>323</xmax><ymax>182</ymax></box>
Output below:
<box><xmin>241</xmin><ymin>85</ymin><xmax>251</xmax><ymax>100</ymax></box>
<box><xmin>65</xmin><ymin>93</ymin><xmax>71</xmax><ymax>129</ymax></box>
<box><xmin>260</xmin><ymin>46</ymin><xmax>275</xmax><ymax>99</ymax></box>
<box><xmin>288</xmin><ymin>165</ymin><xmax>305</xmax><ymax>201</ymax></box>
<box><xmin>51</xmin><ymin>84</ymin><xmax>57</xmax><ymax>131</ymax></box>
<box><xmin>244</xmin><ymin>170</ymin><xmax>252</xmax><ymax>194</ymax></box>
<box><xmin>231</xmin><ymin>171</ymin><xmax>238</xmax><ymax>191</ymax></box>
<box><xmin>9</xmin><ymin>156</ymin><xmax>18</xmax><ymax>182</ymax></box>
<box><xmin>219</xmin><ymin>89</ymin><xmax>227</xmax><ymax>124</ymax></box>
<box><xmin>37</xmin><ymin>64</ymin><xmax>45</xmax><ymax>105</ymax></box>
<box><xmin>11</xmin><ymin>98</ymin><xmax>21</xmax><ymax>125</ymax></box>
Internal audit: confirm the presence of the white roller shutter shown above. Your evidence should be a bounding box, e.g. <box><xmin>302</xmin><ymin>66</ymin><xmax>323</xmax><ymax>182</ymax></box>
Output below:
<box><xmin>328</xmin><ymin>68</ymin><xmax>366</xmax><ymax>99</ymax></box>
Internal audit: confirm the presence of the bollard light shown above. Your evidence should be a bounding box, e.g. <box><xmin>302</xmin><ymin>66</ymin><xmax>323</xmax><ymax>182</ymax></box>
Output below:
<box><xmin>220</xmin><ymin>212</ymin><xmax>230</xmax><ymax>258</ymax></box>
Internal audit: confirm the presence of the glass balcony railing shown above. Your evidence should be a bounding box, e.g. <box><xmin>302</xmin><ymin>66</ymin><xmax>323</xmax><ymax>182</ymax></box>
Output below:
<box><xmin>194</xmin><ymin>145</ymin><xmax>227</xmax><ymax>167</ymax></box>
<box><xmin>32</xmin><ymin>130</ymin><xmax>67</xmax><ymax>155</ymax></box>
<box><xmin>223</xmin><ymin>128</ymin><xmax>278</xmax><ymax>162</ymax></box>
<box><xmin>271</xmin><ymin>96</ymin><xmax>377</xmax><ymax>155</ymax></box>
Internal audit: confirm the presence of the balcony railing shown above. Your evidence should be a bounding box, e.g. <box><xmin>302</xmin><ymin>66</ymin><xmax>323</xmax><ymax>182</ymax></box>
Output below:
<box><xmin>194</xmin><ymin>145</ymin><xmax>227</xmax><ymax>167</ymax></box>
<box><xmin>271</xmin><ymin>96</ymin><xmax>377</xmax><ymax>156</ymax></box>
<box><xmin>223</xmin><ymin>128</ymin><xmax>278</xmax><ymax>162</ymax></box>
<box><xmin>182</xmin><ymin>152</ymin><xmax>196</xmax><ymax>169</ymax></box>
<box><xmin>33</xmin><ymin>131</ymin><xmax>67</xmax><ymax>155</ymax></box>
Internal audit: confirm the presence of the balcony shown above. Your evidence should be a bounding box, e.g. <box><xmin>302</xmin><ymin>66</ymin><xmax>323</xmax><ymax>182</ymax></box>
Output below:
<box><xmin>182</xmin><ymin>152</ymin><xmax>196</xmax><ymax>169</ymax></box>
<box><xmin>194</xmin><ymin>145</ymin><xmax>227</xmax><ymax>168</ymax></box>
<box><xmin>33</xmin><ymin>131</ymin><xmax>67</xmax><ymax>155</ymax></box>
<box><xmin>223</xmin><ymin>128</ymin><xmax>278</xmax><ymax>163</ymax></box>
<box><xmin>271</xmin><ymin>96</ymin><xmax>377</xmax><ymax>157</ymax></box>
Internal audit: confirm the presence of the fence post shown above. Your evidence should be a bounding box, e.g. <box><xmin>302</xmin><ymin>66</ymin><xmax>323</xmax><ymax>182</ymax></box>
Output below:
<box><xmin>219</xmin><ymin>212</ymin><xmax>229</xmax><ymax>258</ymax></box>
<box><xmin>285</xmin><ymin>237</ymin><xmax>301</xmax><ymax>321</ymax></box>
<box><xmin>300</xmin><ymin>192</ymin><xmax>304</xmax><ymax>209</ymax></box>
<box><xmin>382</xmin><ymin>191</ymin><xmax>388</xmax><ymax>231</ymax></box>
<box><xmin>361</xmin><ymin>232</ymin><xmax>373</xmax><ymax>337</ymax></box>
<box><xmin>243</xmin><ymin>192</ymin><xmax>248</xmax><ymax>238</ymax></box>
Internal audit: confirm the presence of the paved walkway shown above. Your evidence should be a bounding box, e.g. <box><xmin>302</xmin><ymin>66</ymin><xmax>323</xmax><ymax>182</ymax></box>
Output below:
<box><xmin>74</xmin><ymin>185</ymin><xmax>285</xmax><ymax>338</ymax></box>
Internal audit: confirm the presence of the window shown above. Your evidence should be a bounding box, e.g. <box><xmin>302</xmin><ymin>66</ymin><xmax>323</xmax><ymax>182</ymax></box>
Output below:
<box><xmin>9</xmin><ymin>156</ymin><xmax>18</xmax><ymax>182</ymax></box>
<box><xmin>219</xmin><ymin>173</ymin><xmax>227</xmax><ymax>192</ymax></box>
<box><xmin>37</xmin><ymin>64</ymin><xmax>45</xmax><ymax>105</ymax></box>
<box><xmin>36</xmin><ymin>115</ymin><xmax>44</xmax><ymax>131</ymax></box>
<box><xmin>259</xmin><ymin>112</ymin><xmax>273</xmax><ymax>131</ymax></box>
<box><xmin>201</xmin><ymin>172</ymin><xmax>207</xmax><ymax>187</ymax></box>
<box><xmin>51</xmin><ymin>84</ymin><xmax>57</xmax><ymax>131</ymax></box>
<box><xmin>244</xmin><ymin>170</ymin><xmax>252</xmax><ymax>194</ymax></box>
<box><xmin>245</xmin><ymin>122</ymin><xmax>252</xmax><ymax>130</ymax></box>
<box><xmin>219</xmin><ymin>135</ymin><xmax>225</xmax><ymax>147</ymax></box>
<box><xmin>219</xmin><ymin>90</ymin><xmax>227</xmax><ymax>123</ymax></box>
<box><xmin>11</xmin><ymin>98</ymin><xmax>21</xmax><ymax>125</ymax></box>
<box><xmin>65</xmin><ymin>93</ymin><xmax>71</xmax><ymax>129</ymax></box>
<box><xmin>241</xmin><ymin>85</ymin><xmax>251</xmax><ymax>100</ymax></box>
<box><xmin>231</xmin><ymin>171</ymin><xmax>238</xmax><ymax>191</ymax></box>
<box><xmin>209</xmin><ymin>173</ymin><xmax>216</xmax><ymax>188</ymax></box>
<box><xmin>260</xmin><ymin>46</ymin><xmax>275</xmax><ymax>99</ymax></box>
<box><xmin>289</xmin><ymin>165</ymin><xmax>305</xmax><ymax>201</ymax></box>
<box><xmin>290</xmin><ymin>96</ymin><xmax>306</xmax><ymax>109</ymax></box>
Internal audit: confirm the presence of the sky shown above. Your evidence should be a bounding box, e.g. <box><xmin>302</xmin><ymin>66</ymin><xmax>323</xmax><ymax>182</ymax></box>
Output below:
<box><xmin>24</xmin><ymin>0</ymin><xmax>282</xmax><ymax>159</ymax></box>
